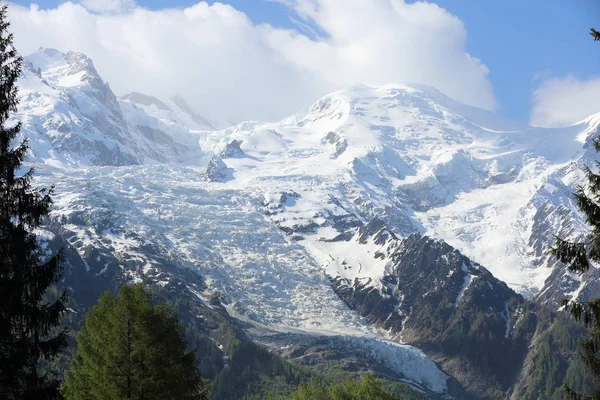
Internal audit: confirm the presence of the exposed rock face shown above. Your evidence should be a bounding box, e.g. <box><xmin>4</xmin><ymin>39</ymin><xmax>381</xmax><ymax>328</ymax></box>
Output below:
<box><xmin>205</xmin><ymin>155</ymin><xmax>230</xmax><ymax>182</ymax></box>
<box><xmin>219</xmin><ymin>139</ymin><xmax>245</xmax><ymax>158</ymax></box>
<box><xmin>323</xmin><ymin>131</ymin><xmax>348</xmax><ymax>157</ymax></box>
<box><xmin>329</xmin><ymin>227</ymin><xmax>571</xmax><ymax>399</ymax></box>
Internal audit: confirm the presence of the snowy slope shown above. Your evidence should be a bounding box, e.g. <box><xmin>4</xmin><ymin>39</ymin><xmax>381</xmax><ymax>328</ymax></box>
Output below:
<box><xmin>191</xmin><ymin>83</ymin><xmax>591</xmax><ymax>299</ymax></box>
<box><xmin>23</xmin><ymin>49</ymin><xmax>593</xmax><ymax>301</ymax></box>
<box><xmin>18</xmin><ymin>49</ymin><xmax>600</xmax><ymax>396</ymax></box>
<box><xmin>120</xmin><ymin>92</ymin><xmax>217</xmax><ymax>142</ymax></box>
<box><xmin>24</xmin><ymin>59</ymin><xmax>596</xmax><ymax>312</ymax></box>
<box><xmin>18</xmin><ymin>48</ymin><xmax>204</xmax><ymax>167</ymax></box>
<box><xmin>33</xmin><ymin>163</ymin><xmax>451</xmax><ymax>395</ymax></box>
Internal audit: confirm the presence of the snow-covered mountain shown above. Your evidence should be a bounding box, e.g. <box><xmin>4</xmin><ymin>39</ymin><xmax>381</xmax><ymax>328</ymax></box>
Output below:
<box><xmin>189</xmin><ymin>81</ymin><xmax>594</xmax><ymax>302</ymax></box>
<box><xmin>20</xmin><ymin>48</ymin><xmax>599</xmax><ymax>398</ymax></box>
<box><xmin>18</xmin><ymin>48</ymin><xmax>220</xmax><ymax>167</ymax></box>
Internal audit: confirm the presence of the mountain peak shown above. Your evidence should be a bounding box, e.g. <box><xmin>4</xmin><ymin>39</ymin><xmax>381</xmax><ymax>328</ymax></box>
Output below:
<box><xmin>26</xmin><ymin>47</ymin><xmax>67</xmax><ymax>72</ymax></box>
<box><xmin>64</xmin><ymin>50</ymin><xmax>99</xmax><ymax>76</ymax></box>
<box><xmin>299</xmin><ymin>82</ymin><xmax>525</xmax><ymax>133</ymax></box>
<box><xmin>37</xmin><ymin>47</ymin><xmax>62</xmax><ymax>57</ymax></box>
<box><xmin>25</xmin><ymin>47</ymin><xmax>102</xmax><ymax>89</ymax></box>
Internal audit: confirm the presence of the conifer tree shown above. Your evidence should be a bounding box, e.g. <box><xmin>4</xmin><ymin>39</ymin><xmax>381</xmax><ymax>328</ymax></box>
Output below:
<box><xmin>552</xmin><ymin>27</ymin><xmax>600</xmax><ymax>400</ymax></box>
<box><xmin>0</xmin><ymin>2</ymin><xmax>68</xmax><ymax>398</ymax></box>
<box><xmin>288</xmin><ymin>374</ymin><xmax>402</xmax><ymax>400</ymax></box>
<box><xmin>62</xmin><ymin>285</ymin><xmax>210</xmax><ymax>400</ymax></box>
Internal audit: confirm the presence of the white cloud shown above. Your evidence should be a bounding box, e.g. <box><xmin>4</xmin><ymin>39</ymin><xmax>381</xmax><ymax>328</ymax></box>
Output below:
<box><xmin>80</xmin><ymin>0</ymin><xmax>135</xmax><ymax>13</ymax></box>
<box><xmin>265</xmin><ymin>0</ymin><xmax>496</xmax><ymax>111</ymax></box>
<box><xmin>530</xmin><ymin>75</ymin><xmax>600</xmax><ymax>128</ymax></box>
<box><xmin>7</xmin><ymin>0</ymin><xmax>496</xmax><ymax>124</ymax></box>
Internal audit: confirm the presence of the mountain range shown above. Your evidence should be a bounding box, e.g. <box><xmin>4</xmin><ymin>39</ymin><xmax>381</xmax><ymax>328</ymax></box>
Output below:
<box><xmin>20</xmin><ymin>47</ymin><xmax>600</xmax><ymax>399</ymax></box>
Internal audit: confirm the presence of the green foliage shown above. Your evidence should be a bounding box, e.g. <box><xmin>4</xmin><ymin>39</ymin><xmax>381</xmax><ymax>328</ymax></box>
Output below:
<box><xmin>379</xmin><ymin>381</ymin><xmax>425</xmax><ymax>400</ymax></box>
<box><xmin>312</xmin><ymin>368</ymin><xmax>422</xmax><ymax>400</ymax></box>
<box><xmin>145</xmin><ymin>284</ymin><xmax>227</xmax><ymax>381</ymax></box>
<box><xmin>61</xmin><ymin>284</ymin><xmax>209</xmax><ymax>400</ymax></box>
<box><xmin>564</xmin><ymin>354</ymin><xmax>595</xmax><ymax>398</ymax></box>
<box><xmin>286</xmin><ymin>374</ymin><xmax>409</xmax><ymax>400</ymax></box>
<box><xmin>514</xmin><ymin>315</ymin><xmax>592</xmax><ymax>400</ymax></box>
<box><xmin>0</xmin><ymin>1</ymin><xmax>68</xmax><ymax>397</ymax></box>
<box><xmin>212</xmin><ymin>338</ymin><xmax>316</xmax><ymax>400</ymax></box>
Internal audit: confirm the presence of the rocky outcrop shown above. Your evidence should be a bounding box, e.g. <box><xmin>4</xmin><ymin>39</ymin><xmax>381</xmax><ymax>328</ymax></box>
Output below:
<box><xmin>219</xmin><ymin>139</ymin><xmax>245</xmax><ymax>158</ymax></box>
<box><xmin>330</xmin><ymin>225</ymin><xmax>578</xmax><ymax>399</ymax></box>
<box><xmin>205</xmin><ymin>155</ymin><xmax>230</xmax><ymax>182</ymax></box>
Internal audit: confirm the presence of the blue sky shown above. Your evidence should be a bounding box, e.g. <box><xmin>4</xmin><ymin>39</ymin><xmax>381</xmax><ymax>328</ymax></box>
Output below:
<box><xmin>433</xmin><ymin>0</ymin><xmax>600</xmax><ymax>122</ymax></box>
<box><xmin>9</xmin><ymin>0</ymin><xmax>600</xmax><ymax>125</ymax></box>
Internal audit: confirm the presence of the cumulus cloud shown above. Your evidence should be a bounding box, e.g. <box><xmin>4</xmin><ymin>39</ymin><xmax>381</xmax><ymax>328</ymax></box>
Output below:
<box><xmin>531</xmin><ymin>75</ymin><xmax>600</xmax><ymax>128</ymax></box>
<box><xmin>80</xmin><ymin>0</ymin><xmax>135</xmax><ymax>13</ymax></box>
<box><xmin>268</xmin><ymin>0</ymin><xmax>496</xmax><ymax>111</ymax></box>
<box><xmin>8</xmin><ymin>0</ymin><xmax>496</xmax><ymax>124</ymax></box>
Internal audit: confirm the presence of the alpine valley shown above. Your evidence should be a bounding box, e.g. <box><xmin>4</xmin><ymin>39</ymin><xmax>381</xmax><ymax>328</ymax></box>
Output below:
<box><xmin>21</xmin><ymin>47</ymin><xmax>600</xmax><ymax>399</ymax></box>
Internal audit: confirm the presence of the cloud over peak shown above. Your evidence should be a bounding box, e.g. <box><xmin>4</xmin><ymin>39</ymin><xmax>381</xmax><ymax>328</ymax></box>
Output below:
<box><xmin>9</xmin><ymin>0</ymin><xmax>496</xmax><ymax>124</ymax></box>
<box><xmin>531</xmin><ymin>74</ymin><xmax>600</xmax><ymax>128</ymax></box>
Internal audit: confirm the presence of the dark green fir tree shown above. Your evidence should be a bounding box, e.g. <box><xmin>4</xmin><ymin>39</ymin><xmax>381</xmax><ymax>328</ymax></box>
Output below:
<box><xmin>288</xmin><ymin>374</ymin><xmax>402</xmax><ymax>400</ymax></box>
<box><xmin>62</xmin><ymin>285</ymin><xmax>210</xmax><ymax>400</ymax></box>
<box><xmin>0</xmin><ymin>2</ymin><xmax>68</xmax><ymax>399</ymax></box>
<box><xmin>553</xmin><ymin>27</ymin><xmax>600</xmax><ymax>400</ymax></box>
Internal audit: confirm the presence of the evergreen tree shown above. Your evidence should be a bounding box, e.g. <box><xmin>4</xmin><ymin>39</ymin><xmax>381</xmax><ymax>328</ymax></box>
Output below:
<box><xmin>552</xmin><ymin>27</ymin><xmax>600</xmax><ymax>400</ymax></box>
<box><xmin>0</xmin><ymin>1</ymin><xmax>68</xmax><ymax>398</ymax></box>
<box><xmin>62</xmin><ymin>284</ymin><xmax>210</xmax><ymax>400</ymax></box>
<box><xmin>288</xmin><ymin>374</ymin><xmax>404</xmax><ymax>400</ymax></box>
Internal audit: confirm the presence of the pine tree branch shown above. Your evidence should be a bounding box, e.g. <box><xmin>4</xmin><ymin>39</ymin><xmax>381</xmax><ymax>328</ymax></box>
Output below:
<box><xmin>574</xmin><ymin>185</ymin><xmax>600</xmax><ymax>229</ymax></box>
<box><xmin>562</xmin><ymin>298</ymin><xmax>600</xmax><ymax>328</ymax></box>
<box><xmin>552</xmin><ymin>236</ymin><xmax>590</xmax><ymax>273</ymax></box>
<box><xmin>585</xmin><ymin>164</ymin><xmax>600</xmax><ymax>195</ymax></box>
